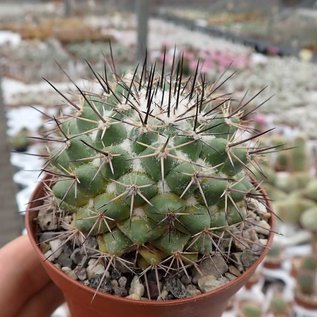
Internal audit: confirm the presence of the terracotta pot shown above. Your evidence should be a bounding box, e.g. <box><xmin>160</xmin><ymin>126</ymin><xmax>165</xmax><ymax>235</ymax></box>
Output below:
<box><xmin>263</xmin><ymin>257</ymin><xmax>283</xmax><ymax>270</ymax></box>
<box><xmin>294</xmin><ymin>290</ymin><xmax>317</xmax><ymax>310</ymax></box>
<box><xmin>26</xmin><ymin>179</ymin><xmax>275</xmax><ymax>317</ymax></box>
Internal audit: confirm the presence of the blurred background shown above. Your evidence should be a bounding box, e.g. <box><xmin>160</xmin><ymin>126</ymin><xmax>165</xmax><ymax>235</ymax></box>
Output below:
<box><xmin>1</xmin><ymin>0</ymin><xmax>317</xmax><ymax>316</ymax></box>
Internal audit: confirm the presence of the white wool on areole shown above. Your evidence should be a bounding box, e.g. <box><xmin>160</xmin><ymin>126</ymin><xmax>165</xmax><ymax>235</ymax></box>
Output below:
<box><xmin>157</xmin><ymin>180</ymin><xmax>171</xmax><ymax>194</ymax></box>
<box><xmin>106</xmin><ymin>182</ymin><xmax>117</xmax><ymax>194</ymax></box>
<box><xmin>120</xmin><ymin>139</ymin><xmax>132</xmax><ymax>153</ymax></box>
<box><xmin>136</xmin><ymin>85</ymin><xmax>199</xmax><ymax>128</ymax></box>
<box><xmin>133</xmin><ymin>207</ymin><xmax>146</xmax><ymax>217</ymax></box>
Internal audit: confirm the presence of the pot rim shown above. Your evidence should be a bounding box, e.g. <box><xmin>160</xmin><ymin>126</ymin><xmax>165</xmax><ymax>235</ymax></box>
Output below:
<box><xmin>26</xmin><ymin>176</ymin><xmax>275</xmax><ymax>307</ymax></box>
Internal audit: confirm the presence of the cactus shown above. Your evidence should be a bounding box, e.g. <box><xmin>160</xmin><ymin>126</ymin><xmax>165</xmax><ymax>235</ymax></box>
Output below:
<box><xmin>263</xmin><ymin>244</ymin><xmax>285</xmax><ymax>270</ymax></box>
<box><xmin>300</xmin><ymin>207</ymin><xmax>317</xmax><ymax>233</ymax></box>
<box><xmin>297</xmin><ymin>271</ymin><xmax>316</xmax><ymax>295</ymax></box>
<box><xmin>240</xmin><ymin>303</ymin><xmax>262</xmax><ymax>317</ymax></box>
<box><xmin>274</xmin><ymin>198</ymin><xmax>315</xmax><ymax>224</ymax></box>
<box><xmin>269</xmin><ymin>296</ymin><xmax>290</xmax><ymax>315</ymax></box>
<box><xmin>290</xmin><ymin>135</ymin><xmax>310</xmax><ymax>172</ymax></box>
<box><xmin>303</xmin><ymin>180</ymin><xmax>317</xmax><ymax>202</ymax></box>
<box><xmin>34</xmin><ymin>54</ymin><xmax>272</xmax><ymax>299</ymax></box>
<box><xmin>301</xmin><ymin>256</ymin><xmax>317</xmax><ymax>272</ymax></box>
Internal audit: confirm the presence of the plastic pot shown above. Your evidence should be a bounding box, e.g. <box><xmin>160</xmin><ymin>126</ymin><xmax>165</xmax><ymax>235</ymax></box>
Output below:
<box><xmin>26</xmin><ymin>179</ymin><xmax>275</xmax><ymax>317</ymax></box>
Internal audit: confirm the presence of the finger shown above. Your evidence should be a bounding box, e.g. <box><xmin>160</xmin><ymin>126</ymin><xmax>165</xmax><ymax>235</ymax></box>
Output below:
<box><xmin>17</xmin><ymin>282</ymin><xmax>65</xmax><ymax>317</ymax></box>
<box><xmin>0</xmin><ymin>236</ymin><xmax>54</xmax><ymax>316</ymax></box>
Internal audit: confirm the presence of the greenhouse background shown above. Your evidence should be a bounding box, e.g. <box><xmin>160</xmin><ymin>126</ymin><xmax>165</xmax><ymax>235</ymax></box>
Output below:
<box><xmin>1</xmin><ymin>0</ymin><xmax>317</xmax><ymax>316</ymax></box>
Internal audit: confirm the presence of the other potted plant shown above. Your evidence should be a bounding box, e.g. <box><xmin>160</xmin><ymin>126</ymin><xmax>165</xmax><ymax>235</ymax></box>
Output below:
<box><xmin>268</xmin><ymin>294</ymin><xmax>293</xmax><ymax>317</ymax></box>
<box><xmin>238</xmin><ymin>301</ymin><xmax>263</xmax><ymax>317</ymax></box>
<box><xmin>26</xmin><ymin>54</ymin><xmax>275</xmax><ymax>317</ymax></box>
<box><xmin>293</xmin><ymin>252</ymin><xmax>317</xmax><ymax>310</ymax></box>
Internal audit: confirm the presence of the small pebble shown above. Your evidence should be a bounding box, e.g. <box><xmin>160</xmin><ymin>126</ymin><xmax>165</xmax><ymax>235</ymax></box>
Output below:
<box><xmin>186</xmin><ymin>284</ymin><xmax>201</xmax><ymax>297</ymax></box>
<box><xmin>39</xmin><ymin>242</ymin><xmax>50</xmax><ymax>253</ymax></box>
<box><xmin>232</xmin><ymin>253</ymin><xmax>244</xmax><ymax>272</ymax></box>
<box><xmin>74</xmin><ymin>266</ymin><xmax>87</xmax><ymax>281</ymax></box>
<box><xmin>129</xmin><ymin>276</ymin><xmax>144</xmax><ymax>297</ymax></box>
<box><xmin>198</xmin><ymin>275</ymin><xmax>229</xmax><ymax>293</ymax></box>
<box><xmin>49</xmin><ymin>239</ymin><xmax>63</xmax><ymax>258</ymax></box>
<box><xmin>57</xmin><ymin>252</ymin><xmax>73</xmax><ymax>268</ymax></box>
<box><xmin>39</xmin><ymin>232</ymin><xmax>59</xmax><ymax>243</ymax></box>
<box><xmin>118</xmin><ymin>276</ymin><xmax>127</xmax><ymax>288</ymax></box>
<box><xmin>180</xmin><ymin>274</ymin><xmax>192</xmax><ymax>285</ymax></box>
<box><xmin>44</xmin><ymin>250</ymin><xmax>56</xmax><ymax>261</ymax></box>
<box><xmin>242</xmin><ymin>228</ymin><xmax>258</xmax><ymax>242</ymax></box>
<box><xmin>37</xmin><ymin>209</ymin><xmax>58</xmax><ymax>230</ymax></box>
<box><xmin>228</xmin><ymin>265</ymin><xmax>241</xmax><ymax>277</ymax></box>
<box><xmin>71</xmin><ymin>248</ymin><xmax>87</xmax><ymax>266</ymax></box>
<box><xmin>60</xmin><ymin>216</ymin><xmax>72</xmax><ymax>229</ymax></box>
<box><xmin>165</xmin><ymin>277</ymin><xmax>188</xmax><ymax>299</ymax></box>
<box><xmin>111</xmin><ymin>269</ymin><xmax>122</xmax><ymax>280</ymax></box>
<box><xmin>112</xmin><ymin>280</ymin><xmax>128</xmax><ymax>296</ymax></box>
<box><xmin>194</xmin><ymin>254</ymin><xmax>228</xmax><ymax>282</ymax></box>
<box><xmin>262</xmin><ymin>212</ymin><xmax>271</xmax><ymax>221</ymax></box>
<box><xmin>89</xmin><ymin>275</ymin><xmax>112</xmax><ymax>293</ymax></box>
<box><xmin>240</xmin><ymin>249</ymin><xmax>257</xmax><ymax>268</ymax></box>
<box><xmin>254</xmin><ymin>220</ymin><xmax>271</xmax><ymax>236</ymax></box>
<box><xmin>251</xmin><ymin>240</ymin><xmax>265</xmax><ymax>256</ymax></box>
<box><xmin>225</xmin><ymin>273</ymin><xmax>236</xmax><ymax>281</ymax></box>
<box><xmin>62</xmin><ymin>267</ymin><xmax>77</xmax><ymax>280</ymax></box>
<box><xmin>126</xmin><ymin>294</ymin><xmax>141</xmax><ymax>300</ymax></box>
<box><xmin>87</xmin><ymin>259</ymin><xmax>106</xmax><ymax>279</ymax></box>
<box><xmin>157</xmin><ymin>288</ymin><xmax>169</xmax><ymax>300</ymax></box>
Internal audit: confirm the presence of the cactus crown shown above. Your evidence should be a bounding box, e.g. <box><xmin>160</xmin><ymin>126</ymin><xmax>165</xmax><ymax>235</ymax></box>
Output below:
<box><xmin>36</xmin><ymin>52</ymin><xmax>271</xmax><ymax>299</ymax></box>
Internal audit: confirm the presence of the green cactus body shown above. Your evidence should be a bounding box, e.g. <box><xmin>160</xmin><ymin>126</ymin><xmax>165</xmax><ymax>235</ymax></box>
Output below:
<box><xmin>291</xmin><ymin>135</ymin><xmax>309</xmax><ymax>172</ymax></box>
<box><xmin>301</xmin><ymin>207</ymin><xmax>317</xmax><ymax>232</ymax></box>
<box><xmin>297</xmin><ymin>271</ymin><xmax>316</xmax><ymax>295</ymax></box>
<box><xmin>42</xmin><ymin>55</ymin><xmax>271</xmax><ymax>297</ymax></box>
<box><xmin>241</xmin><ymin>304</ymin><xmax>262</xmax><ymax>317</ymax></box>
<box><xmin>270</xmin><ymin>297</ymin><xmax>289</xmax><ymax>315</ymax></box>
<box><xmin>274</xmin><ymin>198</ymin><xmax>315</xmax><ymax>224</ymax></box>
<box><xmin>302</xmin><ymin>256</ymin><xmax>317</xmax><ymax>272</ymax></box>
<box><xmin>304</xmin><ymin>180</ymin><xmax>317</xmax><ymax>201</ymax></box>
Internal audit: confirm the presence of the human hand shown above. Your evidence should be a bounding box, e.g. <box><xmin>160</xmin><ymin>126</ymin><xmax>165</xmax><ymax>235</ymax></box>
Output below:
<box><xmin>0</xmin><ymin>235</ymin><xmax>64</xmax><ymax>317</ymax></box>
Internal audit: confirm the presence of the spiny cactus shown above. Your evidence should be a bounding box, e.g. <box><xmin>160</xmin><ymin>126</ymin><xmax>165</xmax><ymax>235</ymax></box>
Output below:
<box><xmin>240</xmin><ymin>303</ymin><xmax>262</xmax><ymax>317</ymax></box>
<box><xmin>301</xmin><ymin>207</ymin><xmax>317</xmax><ymax>233</ymax></box>
<box><xmin>269</xmin><ymin>296</ymin><xmax>290</xmax><ymax>315</ymax></box>
<box><xmin>35</xmin><ymin>52</ymin><xmax>273</xmax><ymax>299</ymax></box>
<box><xmin>291</xmin><ymin>135</ymin><xmax>310</xmax><ymax>173</ymax></box>
<box><xmin>297</xmin><ymin>270</ymin><xmax>316</xmax><ymax>295</ymax></box>
<box><xmin>302</xmin><ymin>256</ymin><xmax>317</xmax><ymax>272</ymax></box>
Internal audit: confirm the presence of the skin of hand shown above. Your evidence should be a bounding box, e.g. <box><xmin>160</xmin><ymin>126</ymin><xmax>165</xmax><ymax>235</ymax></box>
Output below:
<box><xmin>0</xmin><ymin>235</ymin><xmax>64</xmax><ymax>317</ymax></box>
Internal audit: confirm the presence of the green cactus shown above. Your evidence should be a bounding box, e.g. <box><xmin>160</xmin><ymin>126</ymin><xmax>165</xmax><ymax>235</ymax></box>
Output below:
<box><xmin>300</xmin><ymin>207</ymin><xmax>317</xmax><ymax>233</ymax></box>
<box><xmin>291</xmin><ymin>135</ymin><xmax>310</xmax><ymax>172</ymax></box>
<box><xmin>297</xmin><ymin>271</ymin><xmax>316</xmax><ymax>295</ymax></box>
<box><xmin>269</xmin><ymin>296</ymin><xmax>289</xmax><ymax>315</ymax></box>
<box><xmin>37</xmin><ymin>55</ymin><xmax>272</xmax><ymax>298</ymax></box>
<box><xmin>274</xmin><ymin>198</ymin><xmax>315</xmax><ymax>224</ymax></box>
<box><xmin>303</xmin><ymin>180</ymin><xmax>317</xmax><ymax>202</ymax></box>
<box><xmin>267</xmin><ymin>245</ymin><xmax>283</xmax><ymax>258</ymax></box>
<box><xmin>240</xmin><ymin>303</ymin><xmax>262</xmax><ymax>317</ymax></box>
<box><xmin>301</xmin><ymin>256</ymin><xmax>317</xmax><ymax>272</ymax></box>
